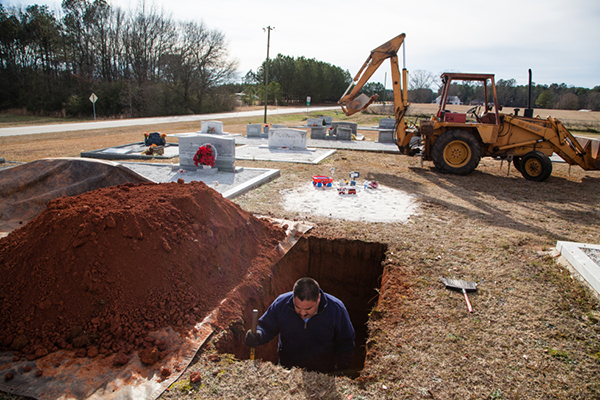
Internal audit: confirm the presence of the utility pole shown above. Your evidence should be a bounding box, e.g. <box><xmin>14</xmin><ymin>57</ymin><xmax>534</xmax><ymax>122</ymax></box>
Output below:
<box><xmin>383</xmin><ymin>72</ymin><xmax>387</xmax><ymax>103</ymax></box>
<box><xmin>263</xmin><ymin>26</ymin><xmax>274</xmax><ymax>124</ymax></box>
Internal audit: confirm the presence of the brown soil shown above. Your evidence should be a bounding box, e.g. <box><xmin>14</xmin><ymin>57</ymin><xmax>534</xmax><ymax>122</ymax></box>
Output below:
<box><xmin>0</xmin><ymin>181</ymin><xmax>285</xmax><ymax>361</ymax></box>
<box><xmin>1</xmin><ymin>106</ymin><xmax>600</xmax><ymax>399</ymax></box>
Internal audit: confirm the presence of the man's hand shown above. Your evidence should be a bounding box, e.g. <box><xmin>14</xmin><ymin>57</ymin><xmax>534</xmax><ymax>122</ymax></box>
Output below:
<box><xmin>245</xmin><ymin>329</ymin><xmax>262</xmax><ymax>347</ymax></box>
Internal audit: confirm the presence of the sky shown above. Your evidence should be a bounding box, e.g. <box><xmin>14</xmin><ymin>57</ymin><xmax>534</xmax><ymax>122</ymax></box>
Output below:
<box><xmin>9</xmin><ymin>0</ymin><xmax>600</xmax><ymax>90</ymax></box>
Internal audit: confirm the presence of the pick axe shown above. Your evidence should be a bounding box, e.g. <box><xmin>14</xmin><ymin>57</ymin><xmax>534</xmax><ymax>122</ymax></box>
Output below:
<box><xmin>250</xmin><ymin>309</ymin><xmax>258</xmax><ymax>360</ymax></box>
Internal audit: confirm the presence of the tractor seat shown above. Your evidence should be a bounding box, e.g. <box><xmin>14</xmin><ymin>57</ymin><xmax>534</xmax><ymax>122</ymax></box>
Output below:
<box><xmin>480</xmin><ymin>113</ymin><xmax>496</xmax><ymax>124</ymax></box>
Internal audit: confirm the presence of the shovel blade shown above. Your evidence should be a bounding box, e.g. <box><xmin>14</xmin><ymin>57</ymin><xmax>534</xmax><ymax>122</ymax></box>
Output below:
<box><xmin>440</xmin><ymin>277</ymin><xmax>477</xmax><ymax>292</ymax></box>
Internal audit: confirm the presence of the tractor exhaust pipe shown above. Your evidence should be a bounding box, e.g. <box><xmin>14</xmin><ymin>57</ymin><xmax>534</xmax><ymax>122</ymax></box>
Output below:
<box><xmin>524</xmin><ymin>69</ymin><xmax>534</xmax><ymax>118</ymax></box>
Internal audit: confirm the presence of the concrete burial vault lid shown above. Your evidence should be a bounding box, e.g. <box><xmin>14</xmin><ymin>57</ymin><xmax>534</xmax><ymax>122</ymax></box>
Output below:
<box><xmin>556</xmin><ymin>241</ymin><xmax>600</xmax><ymax>298</ymax></box>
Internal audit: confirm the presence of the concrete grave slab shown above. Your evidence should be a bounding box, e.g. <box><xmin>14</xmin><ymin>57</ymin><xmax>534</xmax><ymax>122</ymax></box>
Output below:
<box><xmin>81</xmin><ymin>143</ymin><xmax>179</xmax><ymax>160</ymax></box>
<box><xmin>101</xmin><ymin>148</ymin><xmax>133</xmax><ymax>155</ymax></box>
<box><xmin>235</xmin><ymin>145</ymin><xmax>335</xmax><ymax>164</ymax></box>
<box><xmin>120</xmin><ymin>162</ymin><xmax>279</xmax><ymax>199</ymax></box>
<box><xmin>236</xmin><ymin>136</ymin><xmax>401</xmax><ymax>153</ymax></box>
<box><xmin>268</xmin><ymin>128</ymin><xmax>308</xmax><ymax>150</ymax></box>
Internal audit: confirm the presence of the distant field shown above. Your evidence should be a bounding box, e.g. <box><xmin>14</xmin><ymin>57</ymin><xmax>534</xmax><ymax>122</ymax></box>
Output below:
<box><xmin>370</xmin><ymin>103</ymin><xmax>600</xmax><ymax>137</ymax></box>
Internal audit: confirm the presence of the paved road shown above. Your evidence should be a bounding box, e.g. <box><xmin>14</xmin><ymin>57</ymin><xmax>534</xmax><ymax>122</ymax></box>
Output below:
<box><xmin>0</xmin><ymin>106</ymin><xmax>339</xmax><ymax>137</ymax></box>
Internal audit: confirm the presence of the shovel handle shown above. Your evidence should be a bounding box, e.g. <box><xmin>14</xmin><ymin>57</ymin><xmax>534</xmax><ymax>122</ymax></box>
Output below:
<box><xmin>463</xmin><ymin>289</ymin><xmax>473</xmax><ymax>313</ymax></box>
<box><xmin>251</xmin><ymin>309</ymin><xmax>259</xmax><ymax>333</ymax></box>
<box><xmin>250</xmin><ymin>309</ymin><xmax>258</xmax><ymax>360</ymax></box>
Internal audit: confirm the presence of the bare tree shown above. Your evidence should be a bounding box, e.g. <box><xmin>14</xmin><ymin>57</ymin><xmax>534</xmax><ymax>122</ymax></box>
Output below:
<box><xmin>178</xmin><ymin>21</ymin><xmax>237</xmax><ymax>111</ymax></box>
<box><xmin>408</xmin><ymin>70</ymin><xmax>436</xmax><ymax>103</ymax></box>
<box><xmin>409</xmin><ymin>69</ymin><xmax>436</xmax><ymax>90</ymax></box>
<box><xmin>62</xmin><ymin>0</ymin><xmax>108</xmax><ymax>78</ymax></box>
<box><xmin>124</xmin><ymin>2</ymin><xmax>177</xmax><ymax>84</ymax></box>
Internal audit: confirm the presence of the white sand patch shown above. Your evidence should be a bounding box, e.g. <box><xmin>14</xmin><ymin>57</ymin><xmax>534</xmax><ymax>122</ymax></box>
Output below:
<box><xmin>281</xmin><ymin>182</ymin><xmax>419</xmax><ymax>223</ymax></box>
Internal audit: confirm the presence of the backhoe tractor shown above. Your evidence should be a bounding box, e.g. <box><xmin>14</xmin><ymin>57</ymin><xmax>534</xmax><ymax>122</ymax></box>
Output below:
<box><xmin>339</xmin><ymin>34</ymin><xmax>600</xmax><ymax>181</ymax></box>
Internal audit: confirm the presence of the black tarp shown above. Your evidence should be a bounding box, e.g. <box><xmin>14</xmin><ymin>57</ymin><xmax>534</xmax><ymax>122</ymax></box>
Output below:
<box><xmin>0</xmin><ymin>158</ymin><xmax>151</xmax><ymax>235</ymax></box>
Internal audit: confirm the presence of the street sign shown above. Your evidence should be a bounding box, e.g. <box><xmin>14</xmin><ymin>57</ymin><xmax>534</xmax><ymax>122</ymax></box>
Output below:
<box><xmin>89</xmin><ymin>93</ymin><xmax>98</xmax><ymax>120</ymax></box>
<box><xmin>306</xmin><ymin>96</ymin><xmax>311</xmax><ymax>106</ymax></box>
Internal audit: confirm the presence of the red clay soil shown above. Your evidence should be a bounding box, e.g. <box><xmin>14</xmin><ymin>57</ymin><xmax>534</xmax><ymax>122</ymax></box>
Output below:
<box><xmin>0</xmin><ymin>180</ymin><xmax>285</xmax><ymax>362</ymax></box>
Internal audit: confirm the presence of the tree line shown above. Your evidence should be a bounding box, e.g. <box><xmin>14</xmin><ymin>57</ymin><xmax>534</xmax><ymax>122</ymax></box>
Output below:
<box><xmin>0</xmin><ymin>1</ymin><xmax>237</xmax><ymax>117</ymax></box>
<box><xmin>407</xmin><ymin>70</ymin><xmax>600</xmax><ymax>111</ymax></box>
<box><xmin>2</xmin><ymin>1</ymin><xmax>597</xmax><ymax>118</ymax></box>
<box><xmin>241</xmin><ymin>54</ymin><xmax>351</xmax><ymax>105</ymax></box>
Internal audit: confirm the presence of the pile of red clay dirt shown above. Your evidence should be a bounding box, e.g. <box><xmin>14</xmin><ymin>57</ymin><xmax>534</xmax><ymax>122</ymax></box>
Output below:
<box><xmin>0</xmin><ymin>180</ymin><xmax>285</xmax><ymax>362</ymax></box>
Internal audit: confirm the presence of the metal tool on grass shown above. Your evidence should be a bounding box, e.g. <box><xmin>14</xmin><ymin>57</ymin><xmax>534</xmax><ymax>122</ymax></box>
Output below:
<box><xmin>249</xmin><ymin>309</ymin><xmax>258</xmax><ymax>360</ymax></box>
<box><xmin>440</xmin><ymin>278</ymin><xmax>477</xmax><ymax>313</ymax></box>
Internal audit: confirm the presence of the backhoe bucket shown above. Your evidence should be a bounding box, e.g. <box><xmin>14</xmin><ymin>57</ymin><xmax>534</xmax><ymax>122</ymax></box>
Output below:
<box><xmin>574</xmin><ymin>136</ymin><xmax>600</xmax><ymax>169</ymax></box>
<box><xmin>341</xmin><ymin>93</ymin><xmax>378</xmax><ymax>116</ymax></box>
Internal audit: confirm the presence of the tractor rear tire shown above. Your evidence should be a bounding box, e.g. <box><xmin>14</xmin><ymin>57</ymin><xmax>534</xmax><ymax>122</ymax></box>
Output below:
<box><xmin>519</xmin><ymin>151</ymin><xmax>552</xmax><ymax>181</ymax></box>
<box><xmin>432</xmin><ymin>130</ymin><xmax>481</xmax><ymax>175</ymax></box>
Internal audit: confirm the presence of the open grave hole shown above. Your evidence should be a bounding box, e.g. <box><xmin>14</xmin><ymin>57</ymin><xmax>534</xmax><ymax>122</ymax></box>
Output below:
<box><xmin>214</xmin><ymin>236</ymin><xmax>387</xmax><ymax>377</ymax></box>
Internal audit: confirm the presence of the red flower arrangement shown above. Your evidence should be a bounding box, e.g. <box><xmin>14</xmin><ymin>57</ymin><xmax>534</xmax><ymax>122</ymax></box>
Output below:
<box><xmin>193</xmin><ymin>144</ymin><xmax>216</xmax><ymax>167</ymax></box>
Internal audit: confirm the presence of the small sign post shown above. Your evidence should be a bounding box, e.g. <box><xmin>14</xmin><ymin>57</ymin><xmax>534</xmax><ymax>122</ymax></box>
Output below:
<box><xmin>89</xmin><ymin>93</ymin><xmax>98</xmax><ymax>120</ymax></box>
<box><xmin>306</xmin><ymin>96</ymin><xmax>311</xmax><ymax>114</ymax></box>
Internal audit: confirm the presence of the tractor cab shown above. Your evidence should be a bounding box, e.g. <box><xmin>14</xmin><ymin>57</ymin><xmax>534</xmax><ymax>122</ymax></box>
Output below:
<box><xmin>435</xmin><ymin>73</ymin><xmax>501</xmax><ymax>126</ymax></box>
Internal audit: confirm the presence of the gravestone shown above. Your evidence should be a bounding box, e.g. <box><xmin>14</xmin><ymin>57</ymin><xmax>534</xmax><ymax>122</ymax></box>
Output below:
<box><xmin>378</xmin><ymin>118</ymin><xmax>396</xmax><ymax>143</ymax></box>
<box><xmin>336</xmin><ymin>127</ymin><xmax>353</xmax><ymax>141</ymax></box>
<box><xmin>332</xmin><ymin>121</ymin><xmax>358</xmax><ymax>134</ymax></box>
<box><xmin>311</xmin><ymin>126</ymin><xmax>327</xmax><ymax>139</ymax></box>
<box><xmin>178</xmin><ymin>134</ymin><xmax>237</xmax><ymax>172</ymax></box>
<box><xmin>246</xmin><ymin>124</ymin><xmax>262</xmax><ymax>138</ymax></box>
<box><xmin>378</xmin><ymin>130</ymin><xmax>396</xmax><ymax>143</ymax></box>
<box><xmin>264</xmin><ymin>124</ymin><xmax>286</xmax><ymax>137</ymax></box>
<box><xmin>379</xmin><ymin>118</ymin><xmax>395</xmax><ymax>129</ymax></box>
<box><xmin>319</xmin><ymin>116</ymin><xmax>333</xmax><ymax>126</ymax></box>
<box><xmin>200</xmin><ymin>121</ymin><xmax>224</xmax><ymax>134</ymax></box>
<box><xmin>268</xmin><ymin>128</ymin><xmax>307</xmax><ymax>150</ymax></box>
<box><xmin>306</xmin><ymin>118</ymin><xmax>323</xmax><ymax>127</ymax></box>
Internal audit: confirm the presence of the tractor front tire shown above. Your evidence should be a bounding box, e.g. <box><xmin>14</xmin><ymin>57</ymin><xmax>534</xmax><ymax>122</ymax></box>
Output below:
<box><xmin>432</xmin><ymin>130</ymin><xmax>481</xmax><ymax>175</ymax></box>
<box><xmin>519</xmin><ymin>151</ymin><xmax>552</xmax><ymax>181</ymax></box>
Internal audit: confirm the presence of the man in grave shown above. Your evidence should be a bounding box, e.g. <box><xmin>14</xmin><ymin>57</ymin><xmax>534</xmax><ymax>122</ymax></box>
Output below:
<box><xmin>245</xmin><ymin>277</ymin><xmax>355</xmax><ymax>374</ymax></box>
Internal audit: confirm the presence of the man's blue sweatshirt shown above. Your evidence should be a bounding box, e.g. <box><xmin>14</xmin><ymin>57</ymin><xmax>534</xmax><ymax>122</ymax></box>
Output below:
<box><xmin>257</xmin><ymin>289</ymin><xmax>355</xmax><ymax>373</ymax></box>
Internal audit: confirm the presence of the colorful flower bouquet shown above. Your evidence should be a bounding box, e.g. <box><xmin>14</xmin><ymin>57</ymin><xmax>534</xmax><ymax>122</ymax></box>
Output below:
<box><xmin>142</xmin><ymin>144</ymin><xmax>164</xmax><ymax>156</ymax></box>
<box><xmin>193</xmin><ymin>144</ymin><xmax>216</xmax><ymax>167</ymax></box>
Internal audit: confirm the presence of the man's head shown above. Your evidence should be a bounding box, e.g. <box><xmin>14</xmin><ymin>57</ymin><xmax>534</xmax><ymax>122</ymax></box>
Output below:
<box><xmin>293</xmin><ymin>277</ymin><xmax>321</xmax><ymax>319</ymax></box>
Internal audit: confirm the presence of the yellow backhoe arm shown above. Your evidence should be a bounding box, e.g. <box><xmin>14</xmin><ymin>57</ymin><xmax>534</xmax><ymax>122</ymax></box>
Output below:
<box><xmin>338</xmin><ymin>34</ymin><xmax>408</xmax><ymax>116</ymax></box>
